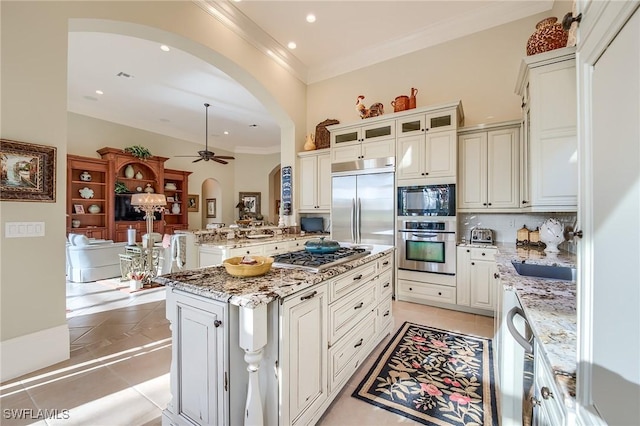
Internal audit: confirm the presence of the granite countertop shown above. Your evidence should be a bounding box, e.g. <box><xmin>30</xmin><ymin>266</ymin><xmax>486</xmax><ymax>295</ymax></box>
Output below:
<box><xmin>155</xmin><ymin>245</ymin><xmax>394</xmax><ymax>309</ymax></box>
<box><xmin>199</xmin><ymin>233</ymin><xmax>328</xmax><ymax>250</ymax></box>
<box><xmin>494</xmin><ymin>243</ymin><xmax>577</xmax><ymax>406</ymax></box>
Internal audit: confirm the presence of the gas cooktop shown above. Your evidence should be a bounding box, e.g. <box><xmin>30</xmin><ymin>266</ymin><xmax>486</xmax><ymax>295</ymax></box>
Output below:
<box><xmin>272</xmin><ymin>247</ymin><xmax>370</xmax><ymax>273</ymax></box>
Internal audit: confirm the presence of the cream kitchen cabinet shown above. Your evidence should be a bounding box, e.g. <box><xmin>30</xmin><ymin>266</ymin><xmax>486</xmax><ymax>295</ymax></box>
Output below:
<box><xmin>298</xmin><ymin>149</ymin><xmax>331</xmax><ymax>212</ymax></box>
<box><xmin>458</xmin><ymin>122</ymin><xmax>520</xmax><ymax>211</ymax></box>
<box><xmin>532</xmin><ymin>340</ymin><xmax>567</xmax><ymax>426</ymax></box>
<box><xmin>280</xmin><ymin>283</ymin><xmax>328</xmax><ymax>426</ymax></box>
<box><xmin>164</xmin><ymin>290</ymin><xmax>229</xmax><ymax>426</ymax></box>
<box><xmin>396</xmin><ymin>131</ymin><xmax>457</xmax><ymax>182</ymax></box>
<box><xmin>396</xmin><ymin>102</ymin><xmax>463</xmax><ymax>184</ymax></box>
<box><xmin>329</xmin><ymin>119</ymin><xmax>395</xmax><ymax>163</ymax></box>
<box><xmin>456</xmin><ymin>246</ymin><xmax>497</xmax><ymax>315</ymax></box>
<box><xmin>516</xmin><ymin>47</ymin><xmax>577</xmax><ymax>211</ymax></box>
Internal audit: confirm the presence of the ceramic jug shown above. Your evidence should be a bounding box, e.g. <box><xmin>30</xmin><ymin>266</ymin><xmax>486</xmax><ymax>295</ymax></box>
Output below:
<box><xmin>409</xmin><ymin>87</ymin><xmax>418</xmax><ymax>109</ymax></box>
<box><xmin>79</xmin><ymin>171</ymin><xmax>92</xmax><ymax>182</ymax></box>
<box><xmin>391</xmin><ymin>95</ymin><xmax>410</xmax><ymax>113</ymax></box>
<box><xmin>303</xmin><ymin>133</ymin><xmax>316</xmax><ymax>151</ymax></box>
<box><xmin>172</xmin><ymin>202</ymin><xmax>181</xmax><ymax>214</ymax></box>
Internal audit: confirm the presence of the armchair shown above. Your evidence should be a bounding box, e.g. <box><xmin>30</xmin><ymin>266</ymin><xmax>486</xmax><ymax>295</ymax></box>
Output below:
<box><xmin>66</xmin><ymin>234</ymin><xmax>128</xmax><ymax>283</ymax></box>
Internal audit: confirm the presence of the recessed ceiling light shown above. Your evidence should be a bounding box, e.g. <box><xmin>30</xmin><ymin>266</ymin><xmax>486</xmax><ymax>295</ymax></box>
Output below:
<box><xmin>223</xmin><ymin>131</ymin><xmax>229</xmax><ymax>135</ymax></box>
<box><xmin>95</xmin><ymin>90</ymin><xmax>103</xmax><ymax>95</ymax></box>
<box><xmin>306</xmin><ymin>14</ymin><xmax>316</xmax><ymax>23</ymax></box>
<box><xmin>287</xmin><ymin>41</ymin><xmax>297</xmax><ymax>49</ymax></box>
<box><xmin>160</xmin><ymin>45</ymin><xmax>170</xmax><ymax>52</ymax></box>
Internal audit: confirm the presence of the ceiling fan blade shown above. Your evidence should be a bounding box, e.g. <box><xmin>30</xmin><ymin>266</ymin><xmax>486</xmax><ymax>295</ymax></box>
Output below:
<box><xmin>213</xmin><ymin>158</ymin><xmax>228</xmax><ymax>165</ymax></box>
<box><xmin>192</xmin><ymin>157</ymin><xmax>204</xmax><ymax>163</ymax></box>
<box><xmin>214</xmin><ymin>156</ymin><xmax>235</xmax><ymax>160</ymax></box>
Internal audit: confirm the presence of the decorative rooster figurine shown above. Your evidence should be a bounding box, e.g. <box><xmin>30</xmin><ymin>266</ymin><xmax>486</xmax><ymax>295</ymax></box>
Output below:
<box><xmin>356</xmin><ymin>95</ymin><xmax>384</xmax><ymax>119</ymax></box>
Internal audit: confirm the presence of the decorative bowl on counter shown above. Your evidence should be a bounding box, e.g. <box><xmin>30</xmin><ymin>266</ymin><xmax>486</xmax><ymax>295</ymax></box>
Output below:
<box><xmin>223</xmin><ymin>256</ymin><xmax>274</xmax><ymax>277</ymax></box>
<box><xmin>235</xmin><ymin>219</ymin><xmax>252</xmax><ymax>227</ymax></box>
<box><xmin>304</xmin><ymin>237</ymin><xmax>341</xmax><ymax>254</ymax></box>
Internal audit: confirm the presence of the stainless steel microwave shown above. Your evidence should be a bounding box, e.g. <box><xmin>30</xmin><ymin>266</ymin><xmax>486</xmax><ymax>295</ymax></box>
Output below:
<box><xmin>397</xmin><ymin>184</ymin><xmax>456</xmax><ymax>216</ymax></box>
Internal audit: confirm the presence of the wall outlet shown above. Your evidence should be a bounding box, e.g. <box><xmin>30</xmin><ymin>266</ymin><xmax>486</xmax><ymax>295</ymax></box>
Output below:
<box><xmin>509</xmin><ymin>218</ymin><xmax>516</xmax><ymax>228</ymax></box>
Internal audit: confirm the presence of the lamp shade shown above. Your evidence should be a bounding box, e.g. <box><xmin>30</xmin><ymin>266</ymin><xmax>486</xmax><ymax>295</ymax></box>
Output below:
<box><xmin>131</xmin><ymin>193</ymin><xmax>167</xmax><ymax>207</ymax></box>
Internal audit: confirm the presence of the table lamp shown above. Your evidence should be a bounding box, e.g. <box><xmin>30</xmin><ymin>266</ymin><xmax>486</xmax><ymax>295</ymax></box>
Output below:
<box><xmin>131</xmin><ymin>193</ymin><xmax>166</xmax><ymax>282</ymax></box>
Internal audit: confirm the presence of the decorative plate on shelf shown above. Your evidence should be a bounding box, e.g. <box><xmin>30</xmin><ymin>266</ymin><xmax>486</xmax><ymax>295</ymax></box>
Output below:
<box><xmin>79</xmin><ymin>187</ymin><xmax>94</xmax><ymax>199</ymax></box>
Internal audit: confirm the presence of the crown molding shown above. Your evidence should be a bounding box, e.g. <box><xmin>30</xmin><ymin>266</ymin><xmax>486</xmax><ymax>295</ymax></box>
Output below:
<box><xmin>195</xmin><ymin>0</ymin><xmax>308</xmax><ymax>83</ymax></box>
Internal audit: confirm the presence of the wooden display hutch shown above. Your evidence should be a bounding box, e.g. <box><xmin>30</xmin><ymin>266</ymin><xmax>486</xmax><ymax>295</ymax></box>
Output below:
<box><xmin>66</xmin><ymin>155</ymin><xmax>110</xmax><ymax>239</ymax></box>
<box><xmin>163</xmin><ymin>168</ymin><xmax>192</xmax><ymax>235</ymax></box>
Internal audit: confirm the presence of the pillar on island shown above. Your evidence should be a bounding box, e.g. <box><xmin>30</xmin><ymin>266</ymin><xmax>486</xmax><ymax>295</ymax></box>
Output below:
<box><xmin>239</xmin><ymin>304</ymin><xmax>268</xmax><ymax>426</ymax></box>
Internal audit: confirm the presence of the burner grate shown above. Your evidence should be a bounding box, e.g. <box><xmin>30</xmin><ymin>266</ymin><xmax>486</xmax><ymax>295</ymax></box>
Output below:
<box><xmin>273</xmin><ymin>248</ymin><xmax>369</xmax><ymax>272</ymax></box>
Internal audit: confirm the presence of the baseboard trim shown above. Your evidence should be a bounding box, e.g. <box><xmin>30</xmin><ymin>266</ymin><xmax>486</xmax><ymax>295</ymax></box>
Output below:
<box><xmin>0</xmin><ymin>324</ymin><xmax>70</xmax><ymax>382</ymax></box>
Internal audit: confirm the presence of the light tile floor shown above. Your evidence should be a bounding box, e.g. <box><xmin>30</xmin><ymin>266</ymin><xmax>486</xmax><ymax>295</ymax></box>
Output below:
<box><xmin>0</xmin><ymin>280</ymin><xmax>494</xmax><ymax>426</ymax></box>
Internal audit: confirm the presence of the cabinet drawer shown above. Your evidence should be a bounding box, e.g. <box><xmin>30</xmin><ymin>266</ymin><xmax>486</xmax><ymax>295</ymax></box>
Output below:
<box><xmin>377</xmin><ymin>269</ymin><xmax>393</xmax><ymax>302</ymax></box>
<box><xmin>377</xmin><ymin>296</ymin><xmax>393</xmax><ymax>332</ymax></box>
<box><xmin>229</xmin><ymin>245</ymin><xmax>264</xmax><ymax>257</ymax></box>
<box><xmin>287</xmin><ymin>239</ymin><xmax>310</xmax><ymax>251</ymax></box>
<box><xmin>397</xmin><ymin>280</ymin><xmax>456</xmax><ymax>304</ymax></box>
<box><xmin>329</xmin><ymin>281</ymin><xmax>376</xmax><ymax>346</ymax></box>
<box><xmin>328</xmin><ymin>310</ymin><xmax>376</xmax><ymax>393</ymax></box>
<box><xmin>329</xmin><ymin>262</ymin><xmax>377</xmax><ymax>303</ymax></box>
<box><xmin>262</xmin><ymin>242</ymin><xmax>290</xmax><ymax>256</ymax></box>
<box><xmin>470</xmin><ymin>247</ymin><xmax>496</xmax><ymax>261</ymax></box>
<box><xmin>377</xmin><ymin>254</ymin><xmax>393</xmax><ymax>273</ymax></box>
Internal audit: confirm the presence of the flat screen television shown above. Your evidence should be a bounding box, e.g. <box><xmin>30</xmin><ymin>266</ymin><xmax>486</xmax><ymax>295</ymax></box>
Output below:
<box><xmin>115</xmin><ymin>194</ymin><xmax>161</xmax><ymax>221</ymax></box>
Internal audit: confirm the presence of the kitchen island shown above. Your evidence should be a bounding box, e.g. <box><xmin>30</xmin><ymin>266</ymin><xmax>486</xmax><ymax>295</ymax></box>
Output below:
<box><xmin>155</xmin><ymin>245</ymin><xmax>394</xmax><ymax>426</ymax></box>
<box><xmin>494</xmin><ymin>243</ymin><xmax>576</xmax><ymax>425</ymax></box>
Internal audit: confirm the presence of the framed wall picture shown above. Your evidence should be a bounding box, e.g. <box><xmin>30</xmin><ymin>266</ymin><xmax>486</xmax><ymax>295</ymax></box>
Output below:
<box><xmin>206</xmin><ymin>198</ymin><xmax>216</xmax><ymax>218</ymax></box>
<box><xmin>73</xmin><ymin>204</ymin><xmax>85</xmax><ymax>214</ymax></box>
<box><xmin>187</xmin><ymin>194</ymin><xmax>199</xmax><ymax>212</ymax></box>
<box><xmin>0</xmin><ymin>139</ymin><xmax>57</xmax><ymax>202</ymax></box>
<box><xmin>239</xmin><ymin>192</ymin><xmax>261</xmax><ymax>216</ymax></box>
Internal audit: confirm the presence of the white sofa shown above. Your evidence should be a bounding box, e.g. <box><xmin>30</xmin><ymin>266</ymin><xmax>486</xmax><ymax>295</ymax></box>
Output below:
<box><xmin>66</xmin><ymin>234</ymin><xmax>128</xmax><ymax>283</ymax></box>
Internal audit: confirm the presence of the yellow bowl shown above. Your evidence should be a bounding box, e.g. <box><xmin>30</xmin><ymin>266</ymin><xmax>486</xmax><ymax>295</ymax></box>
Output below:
<box><xmin>223</xmin><ymin>256</ymin><xmax>274</xmax><ymax>277</ymax></box>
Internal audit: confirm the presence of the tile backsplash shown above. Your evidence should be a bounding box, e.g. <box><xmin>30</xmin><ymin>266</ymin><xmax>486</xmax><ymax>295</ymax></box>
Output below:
<box><xmin>458</xmin><ymin>212</ymin><xmax>577</xmax><ymax>253</ymax></box>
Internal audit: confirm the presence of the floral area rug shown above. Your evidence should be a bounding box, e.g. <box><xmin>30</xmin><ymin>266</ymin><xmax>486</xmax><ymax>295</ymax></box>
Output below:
<box><xmin>352</xmin><ymin>322</ymin><xmax>498</xmax><ymax>426</ymax></box>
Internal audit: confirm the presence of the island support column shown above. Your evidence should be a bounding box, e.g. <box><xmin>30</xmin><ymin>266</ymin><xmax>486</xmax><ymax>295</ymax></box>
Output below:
<box><xmin>239</xmin><ymin>304</ymin><xmax>267</xmax><ymax>426</ymax></box>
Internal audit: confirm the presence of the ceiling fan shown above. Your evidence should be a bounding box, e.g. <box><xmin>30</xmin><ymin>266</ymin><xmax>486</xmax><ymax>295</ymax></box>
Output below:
<box><xmin>176</xmin><ymin>103</ymin><xmax>236</xmax><ymax>164</ymax></box>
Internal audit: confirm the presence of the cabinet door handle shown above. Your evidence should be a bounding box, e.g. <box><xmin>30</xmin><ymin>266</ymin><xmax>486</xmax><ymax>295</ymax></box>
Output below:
<box><xmin>494</xmin><ymin>273</ymin><xmax>500</xmax><ymax>279</ymax></box>
<box><xmin>481</xmin><ymin>252</ymin><xmax>486</xmax><ymax>256</ymax></box>
<box><xmin>522</xmin><ymin>200</ymin><xmax>529</xmax><ymax>204</ymax></box>
<box><xmin>354</xmin><ymin>338</ymin><xmax>364</xmax><ymax>348</ymax></box>
<box><xmin>471</xmin><ymin>262</ymin><xmax>475</xmax><ymax>266</ymax></box>
<box><xmin>383</xmin><ymin>283</ymin><xmax>390</xmax><ymax>288</ymax></box>
<box><xmin>354</xmin><ymin>302</ymin><xmax>364</xmax><ymax>310</ymax></box>
<box><xmin>214</xmin><ymin>320</ymin><xmax>222</xmax><ymax>328</ymax></box>
<box><xmin>353</xmin><ymin>274</ymin><xmax>363</xmax><ymax>281</ymax></box>
<box><xmin>487</xmin><ymin>203</ymin><xmax>492</xmax><ymax>206</ymax></box>
<box><xmin>383</xmin><ymin>310</ymin><xmax>390</xmax><ymax>317</ymax></box>
<box><xmin>541</xmin><ymin>386</ymin><xmax>554</xmax><ymax>400</ymax></box>
<box><xmin>382</xmin><ymin>261</ymin><xmax>389</xmax><ymax>266</ymax></box>
<box><xmin>300</xmin><ymin>291</ymin><xmax>317</xmax><ymax>301</ymax></box>
<box><xmin>438</xmin><ymin>292</ymin><xmax>442</xmax><ymax>296</ymax></box>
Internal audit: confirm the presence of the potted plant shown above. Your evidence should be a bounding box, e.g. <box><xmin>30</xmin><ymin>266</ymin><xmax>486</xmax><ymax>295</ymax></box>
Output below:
<box><xmin>123</xmin><ymin>145</ymin><xmax>152</xmax><ymax>160</ymax></box>
<box><xmin>114</xmin><ymin>181</ymin><xmax>129</xmax><ymax>194</ymax></box>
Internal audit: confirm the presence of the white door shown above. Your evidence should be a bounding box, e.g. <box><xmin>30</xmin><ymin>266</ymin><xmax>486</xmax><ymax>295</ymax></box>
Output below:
<box><xmin>577</xmin><ymin>3</ymin><xmax>640</xmax><ymax>425</ymax></box>
<box><xmin>317</xmin><ymin>152</ymin><xmax>332</xmax><ymax>210</ymax></box>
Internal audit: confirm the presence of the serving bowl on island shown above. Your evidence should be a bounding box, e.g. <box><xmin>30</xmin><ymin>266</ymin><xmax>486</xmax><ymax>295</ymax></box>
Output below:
<box><xmin>223</xmin><ymin>256</ymin><xmax>274</xmax><ymax>277</ymax></box>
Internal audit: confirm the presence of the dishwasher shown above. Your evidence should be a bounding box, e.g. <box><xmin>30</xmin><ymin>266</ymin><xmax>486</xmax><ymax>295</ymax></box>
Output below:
<box><xmin>499</xmin><ymin>290</ymin><xmax>534</xmax><ymax>426</ymax></box>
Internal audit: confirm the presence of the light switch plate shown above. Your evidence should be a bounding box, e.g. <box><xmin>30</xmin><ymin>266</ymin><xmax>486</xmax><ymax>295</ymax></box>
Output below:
<box><xmin>5</xmin><ymin>222</ymin><xmax>45</xmax><ymax>238</ymax></box>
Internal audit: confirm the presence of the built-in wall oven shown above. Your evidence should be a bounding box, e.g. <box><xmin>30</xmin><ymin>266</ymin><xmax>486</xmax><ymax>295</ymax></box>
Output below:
<box><xmin>397</xmin><ymin>218</ymin><xmax>456</xmax><ymax>275</ymax></box>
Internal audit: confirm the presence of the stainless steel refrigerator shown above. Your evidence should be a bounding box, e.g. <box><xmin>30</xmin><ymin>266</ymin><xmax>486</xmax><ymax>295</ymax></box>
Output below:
<box><xmin>331</xmin><ymin>164</ymin><xmax>395</xmax><ymax>246</ymax></box>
